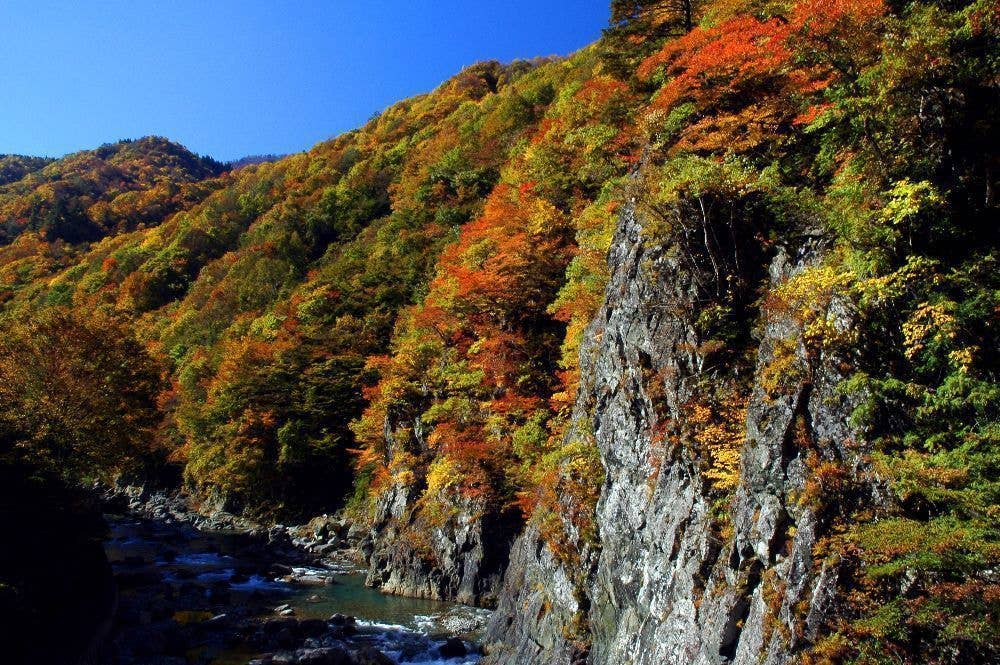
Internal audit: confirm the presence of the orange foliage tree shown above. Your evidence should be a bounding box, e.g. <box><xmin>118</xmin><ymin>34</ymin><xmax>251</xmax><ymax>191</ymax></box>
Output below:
<box><xmin>353</xmin><ymin>182</ymin><xmax>574</xmax><ymax>510</ymax></box>
<box><xmin>638</xmin><ymin>0</ymin><xmax>886</xmax><ymax>153</ymax></box>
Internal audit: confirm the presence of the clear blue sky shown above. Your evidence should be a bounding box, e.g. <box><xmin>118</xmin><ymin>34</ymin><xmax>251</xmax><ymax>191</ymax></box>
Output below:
<box><xmin>0</xmin><ymin>1</ymin><xmax>609</xmax><ymax>161</ymax></box>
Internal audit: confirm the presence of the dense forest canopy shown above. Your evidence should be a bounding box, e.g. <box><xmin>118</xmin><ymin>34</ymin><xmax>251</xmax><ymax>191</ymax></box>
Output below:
<box><xmin>0</xmin><ymin>0</ymin><xmax>996</xmax><ymax>662</ymax></box>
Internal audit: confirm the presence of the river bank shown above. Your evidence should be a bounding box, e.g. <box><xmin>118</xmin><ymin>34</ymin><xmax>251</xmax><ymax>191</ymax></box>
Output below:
<box><xmin>97</xmin><ymin>489</ymin><xmax>489</xmax><ymax>665</ymax></box>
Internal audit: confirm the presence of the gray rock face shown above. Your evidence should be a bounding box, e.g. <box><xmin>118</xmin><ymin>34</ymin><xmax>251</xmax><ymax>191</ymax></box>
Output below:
<box><xmin>482</xmin><ymin>523</ymin><xmax>589</xmax><ymax>664</ymax></box>
<box><xmin>585</xmin><ymin>201</ymin><xmax>715</xmax><ymax>665</ymax></box>
<box><xmin>487</xmin><ymin>199</ymin><xmax>868</xmax><ymax>663</ymax></box>
<box><xmin>363</xmin><ymin>480</ymin><xmax>518</xmax><ymax>606</ymax></box>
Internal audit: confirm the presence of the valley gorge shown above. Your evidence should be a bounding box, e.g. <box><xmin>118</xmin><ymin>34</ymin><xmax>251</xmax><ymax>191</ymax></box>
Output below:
<box><xmin>1</xmin><ymin>1</ymin><xmax>997</xmax><ymax>664</ymax></box>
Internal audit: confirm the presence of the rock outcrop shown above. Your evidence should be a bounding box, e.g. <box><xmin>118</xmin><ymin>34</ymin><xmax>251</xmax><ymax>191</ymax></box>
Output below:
<box><xmin>486</xmin><ymin>193</ymin><xmax>872</xmax><ymax>662</ymax></box>
<box><xmin>363</xmin><ymin>481</ymin><xmax>519</xmax><ymax>606</ymax></box>
<box><xmin>482</xmin><ymin>522</ymin><xmax>590</xmax><ymax>664</ymax></box>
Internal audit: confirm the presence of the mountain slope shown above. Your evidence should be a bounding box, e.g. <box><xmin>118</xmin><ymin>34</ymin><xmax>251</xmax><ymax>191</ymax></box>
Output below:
<box><xmin>0</xmin><ymin>155</ymin><xmax>53</xmax><ymax>187</ymax></box>
<box><xmin>0</xmin><ymin>137</ymin><xmax>226</xmax><ymax>306</ymax></box>
<box><xmin>0</xmin><ymin>136</ymin><xmax>225</xmax><ymax>245</ymax></box>
<box><xmin>2</xmin><ymin>58</ymin><xmax>577</xmax><ymax>516</ymax></box>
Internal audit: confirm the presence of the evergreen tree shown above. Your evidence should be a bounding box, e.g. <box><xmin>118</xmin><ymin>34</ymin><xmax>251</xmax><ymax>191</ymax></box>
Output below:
<box><xmin>602</xmin><ymin>0</ymin><xmax>699</xmax><ymax>78</ymax></box>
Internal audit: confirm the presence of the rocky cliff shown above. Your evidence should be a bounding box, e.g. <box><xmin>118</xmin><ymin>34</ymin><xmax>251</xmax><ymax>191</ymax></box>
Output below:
<box><xmin>484</xmin><ymin>188</ymin><xmax>876</xmax><ymax>663</ymax></box>
<box><xmin>362</xmin><ymin>480</ymin><xmax>520</xmax><ymax>606</ymax></box>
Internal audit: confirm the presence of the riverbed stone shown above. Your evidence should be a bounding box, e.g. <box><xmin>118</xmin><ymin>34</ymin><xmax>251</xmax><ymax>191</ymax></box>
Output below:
<box><xmin>264</xmin><ymin>617</ymin><xmax>300</xmax><ymax>635</ymax></box>
<box><xmin>326</xmin><ymin>613</ymin><xmax>354</xmax><ymax>626</ymax></box>
<box><xmin>294</xmin><ymin>646</ymin><xmax>354</xmax><ymax>665</ymax></box>
<box><xmin>352</xmin><ymin>646</ymin><xmax>395</xmax><ymax>665</ymax></box>
<box><xmin>439</xmin><ymin>636</ymin><xmax>468</xmax><ymax>658</ymax></box>
<box><xmin>299</xmin><ymin>618</ymin><xmax>328</xmax><ymax>637</ymax></box>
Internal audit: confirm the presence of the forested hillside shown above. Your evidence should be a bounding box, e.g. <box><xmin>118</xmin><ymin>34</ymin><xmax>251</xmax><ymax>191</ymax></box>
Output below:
<box><xmin>1</xmin><ymin>0</ymin><xmax>996</xmax><ymax>663</ymax></box>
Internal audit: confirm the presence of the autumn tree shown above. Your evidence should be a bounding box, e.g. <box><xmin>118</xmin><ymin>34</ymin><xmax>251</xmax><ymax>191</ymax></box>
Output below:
<box><xmin>612</xmin><ymin>0</ymin><xmax>695</xmax><ymax>34</ymax></box>
<box><xmin>602</xmin><ymin>0</ymin><xmax>702</xmax><ymax>78</ymax></box>
<box><xmin>0</xmin><ymin>309</ymin><xmax>164</xmax><ymax>479</ymax></box>
<box><xmin>350</xmin><ymin>178</ymin><xmax>579</xmax><ymax>526</ymax></box>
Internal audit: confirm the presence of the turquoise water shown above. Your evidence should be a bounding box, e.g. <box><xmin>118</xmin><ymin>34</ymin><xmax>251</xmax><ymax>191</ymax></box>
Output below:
<box><xmin>103</xmin><ymin>515</ymin><xmax>487</xmax><ymax>664</ymax></box>
<box><xmin>276</xmin><ymin>571</ymin><xmax>457</xmax><ymax>628</ymax></box>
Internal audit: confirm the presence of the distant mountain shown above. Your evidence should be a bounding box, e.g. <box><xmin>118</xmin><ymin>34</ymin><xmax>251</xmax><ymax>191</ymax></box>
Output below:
<box><xmin>0</xmin><ymin>155</ymin><xmax>54</xmax><ymax>187</ymax></box>
<box><xmin>0</xmin><ymin>136</ymin><xmax>226</xmax><ymax>245</ymax></box>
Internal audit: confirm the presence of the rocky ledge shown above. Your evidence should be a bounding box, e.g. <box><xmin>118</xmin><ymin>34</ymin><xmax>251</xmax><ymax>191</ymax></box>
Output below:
<box><xmin>102</xmin><ymin>484</ymin><xmax>367</xmax><ymax>566</ymax></box>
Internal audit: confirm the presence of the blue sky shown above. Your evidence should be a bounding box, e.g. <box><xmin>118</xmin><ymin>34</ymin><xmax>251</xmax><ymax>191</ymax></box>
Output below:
<box><xmin>0</xmin><ymin>1</ymin><xmax>608</xmax><ymax>161</ymax></box>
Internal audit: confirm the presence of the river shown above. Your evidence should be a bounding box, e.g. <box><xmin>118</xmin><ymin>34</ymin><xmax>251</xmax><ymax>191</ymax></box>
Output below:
<box><xmin>102</xmin><ymin>513</ymin><xmax>488</xmax><ymax>665</ymax></box>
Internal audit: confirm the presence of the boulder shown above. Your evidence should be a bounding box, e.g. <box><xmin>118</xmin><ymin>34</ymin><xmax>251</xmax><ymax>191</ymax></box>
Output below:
<box><xmin>439</xmin><ymin>637</ymin><xmax>468</xmax><ymax>658</ymax></box>
<box><xmin>352</xmin><ymin>647</ymin><xmax>395</xmax><ymax>665</ymax></box>
<box><xmin>275</xmin><ymin>626</ymin><xmax>298</xmax><ymax>649</ymax></box>
<box><xmin>299</xmin><ymin>619</ymin><xmax>328</xmax><ymax>638</ymax></box>
<box><xmin>326</xmin><ymin>613</ymin><xmax>357</xmax><ymax>636</ymax></box>
<box><xmin>298</xmin><ymin>647</ymin><xmax>353</xmax><ymax>665</ymax></box>
<box><xmin>263</xmin><ymin>617</ymin><xmax>300</xmax><ymax>635</ymax></box>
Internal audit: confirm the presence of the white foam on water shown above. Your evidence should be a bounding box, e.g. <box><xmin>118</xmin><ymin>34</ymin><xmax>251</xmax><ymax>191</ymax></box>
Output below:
<box><xmin>412</xmin><ymin>614</ymin><xmax>436</xmax><ymax>631</ymax></box>
<box><xmin>317</xmin><ymin>560</ymin><xmax>361</xmax><ymax>574</ymax></box>
<box><xmin>230</xmin><ymin>574</ymin><xmax>288</xmax><ymax>592</ymax></box>
<box><xmin>352</xmin><ymin>620</ymin><xmax>481</xmax><ymax>665</ymax></box>
<box><xmin>356</xmin><ymin>618</ymin><xmax>413</xmax><ymax>632</ymax></box>
<box><xmin>291</xmin><ymin>565</ymin><xmax>333</xmax><ymax>576</ymax></box>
